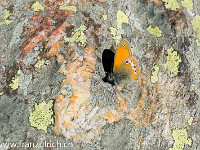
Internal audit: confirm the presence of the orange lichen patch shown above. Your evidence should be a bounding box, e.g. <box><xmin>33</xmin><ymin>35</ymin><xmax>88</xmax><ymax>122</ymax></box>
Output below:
<box><xmin>116</xmin><ymin>90</ymin><xmax>128</xmax><ymax>111</ymax></box>
<box><xmin>20</xmin><ymin>28</ymin><xmax>52</xmax><ymax>58</ymax></box>
<box><xmin>66</xmin><ymin>104</ymin><xmax>79</xmax><ymax>118</ymax></box>
<box><xmin>55</xmin><ymin>50</ymin><xmax>65</xmax><ymax>62</ymax></box>
<box><xmin>53</xmin><ymin>45</ymin><xmax>97</xmax><ymax>136</ymax></box>
<box><xmin>63</xmin><ymin>121</ymin><xmax>75</xmax><ymax>129</ymax></box>
<box><xmin>55</xmin><ymin>95</ymin><xmax>67</xmax><ymax>106</ymax></box>
<box><xmin>145</xmin><ymin>0</ymin><xmax>163</xmax><ymax>6</ymax></box>
<box><xmin>20</xmin><ymin>21</ymin><xmax>71</xmax><ymax>59</ymax></box>
<box><xmin>46</xmin><ymin>21</ymin><xmax>71</xmax><ymax>55</ymax></box>
<box><xmin>127</xmin><ymin>101</ymin><xmax>146</xmax><ymax>127</ymax></box>
<box><xmin>20</xmin><ymin>0</ymin><xmax>75</xmax><ymax>59</ymax></box>
<box><xmin>103</xmin><ymin>111</ymin><xmax>121</xmax><ymax>124</ymax></box>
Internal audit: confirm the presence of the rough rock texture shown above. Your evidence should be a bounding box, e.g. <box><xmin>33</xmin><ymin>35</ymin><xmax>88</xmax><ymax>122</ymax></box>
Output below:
<box><xmin>0</xmin><ymin>0</ymin><xmax>199</xmax><ymax>149</ymax></box>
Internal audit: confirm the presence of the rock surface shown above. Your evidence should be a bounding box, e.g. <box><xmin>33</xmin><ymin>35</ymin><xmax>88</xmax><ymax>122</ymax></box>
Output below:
<box><xmin>0</xmin><ymin>0</ymin><xmax>199</xmax><ymax>149</ymax></box>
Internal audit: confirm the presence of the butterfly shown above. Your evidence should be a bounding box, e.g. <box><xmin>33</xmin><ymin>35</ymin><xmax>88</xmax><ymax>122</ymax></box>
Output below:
<box><xmin>102</xmin><ymin>40</ymin><xmax>139</xmax><ymax>85</ymax></box>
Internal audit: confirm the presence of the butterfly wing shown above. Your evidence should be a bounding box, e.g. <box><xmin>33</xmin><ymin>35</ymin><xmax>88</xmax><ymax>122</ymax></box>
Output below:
<box><xmin>102</xmin><ymin>49</ymin><xmax>115</xmax><ymax>74</ymax></box>
<box><xmin>113</xmin><ymin>56</ymin><xmax>139</xmax><ymax>84</ymax></box>
<box><xmin>113</xmin><ymin>40</ymin><xmax>132</xmax><ymax>72</ymax></box>
<box><xmin>102</xmin><ymin>49</ymin><xmax>115</xmax><ymax>85</ymax></box>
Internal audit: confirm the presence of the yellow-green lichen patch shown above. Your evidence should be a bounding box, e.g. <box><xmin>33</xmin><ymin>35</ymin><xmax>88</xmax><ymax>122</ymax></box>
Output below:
<box><xmin>162</xmin><ymin>0</ymin><xmax>180</xmax><ymax>11</ymax></box>
<box><xmin>146</xmin><ymin>25</ymin><xmax>162</xmax><ymax>37</ymax></box>
<box><xmin>65</xmin><ymin>25</ymin><xmax>87</xmax><ymax>47</ymax></box>
<box><xmin>34</xmin><ymin>60</ymin><xmax>45</xmax><ymax>68</ymax></box>
<box><xmin>181</xmin><ymin>0</ymin><xmax>193</xmax><ymax>9</ymax></box>
<box><xmin>9</xmin><ymin>68</ymin><xmax>21</xmax><ymax>90</ymax></box>
<box><xmin>0</xmin><ymin>9</ymin><xmax>13</xmax><ymax>25</ymax></box>
<box><xmin>59</xmin><ymin>6</ymin><xmax>77</xmax><ymax>12</ymax></box>
<box><xmin>0</xmin><ymin>92</ymin><xmax>4</xmax><ymax>95</ymax></box>
<box><xmin>188</xmin><ymin>117</ymin><xmax>193</xmax><ymax>126</ymax></box>
<box><xmin>29</xmin><ymin>100</ymin><xmax>54</xmax><ymax>133</ymax></box>
<box><xmin>117</xmin><ymin>10</ymin><xmax>129</xmax><ymax>29</ymax></box>
<box><xmin>131</xmin><ymin>47</ymin><xmax>134</xmax><ymax>54</ymax></box>
<box><xmin>196</xmin><ymin>39</ymin><xmax>200</xmax><ymax>46</ymax></box>
<box><xmin>31</xmin><ymin>1</ymin><xmax>44</xmax><ymax>12</ymax></box>
<box><xmin>169</xmin><ymin>128</ymin><xmax>192</xmax><ymax>150</ymax></box>
<box><xmin>102</xmin><ymin>15</ymin><xmax>107</xmax><ymax>20</ymax></box>
<box><xmin>151</xmin><ymin>64</ymin><xmax>159</xmax><ymax>83</ymax></box>
<box><xmin>109</xmin><ymin>27</ymin><xmax>122</xmax><ymax>45</ymax></box>
<box><xmin>191</xmin><ymin>15</ymin><xmax>200</xmax><ymax>40</ymax></box>
<box><xmin>166</xmin><ymin>47</ymin><xmax>181</xmax><ymax>77</ymax></box>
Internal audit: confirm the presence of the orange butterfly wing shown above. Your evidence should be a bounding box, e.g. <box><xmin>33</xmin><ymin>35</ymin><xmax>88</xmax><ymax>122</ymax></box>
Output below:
<box><xmin>113</xmin><ymin>57</ymin><xmax>139</xmax><ymax>84</ymax></box>
<box><xmin>113</xmin><ymin>40</ymin><xmax>131</xmax><ymax>72</ymax></box>
<box><xmin>113</xmin><ymin>40</ymin><xmax>139</xmax><ymax>84</ymax></box>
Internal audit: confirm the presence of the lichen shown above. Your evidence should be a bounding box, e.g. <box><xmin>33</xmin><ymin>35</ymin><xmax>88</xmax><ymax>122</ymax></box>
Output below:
<box><xmin>0</xmin><ymin>92</ymin><xmax>4</xmax><ymax>95</ymax></box>
<box><xmin>29</xmin><ymin>100</ymin><xmax>54</xmax><ymax>133</ymax></box>
<box><xmin>191</xmin><ymin>15</ymin><xmax>200</xmax><ymax>40</ymax></box>
<box><xmin>108</xmin><ymin>10</ymin><xmax>128</xmax><ymax>45</ymax></box>
<box><xmin>65</xmin><ymin>25</ymin><xmax>87</xmax><ymax>47</ymax></box>
<box><xmin>9</xmin><ymin>68</ymin><xmax>21</xmax><ymax>90</ymax></box>
<box><xmin>166</xmin><ymin>47</ymin><xmax>181</xmax><ymax>77</ymax></box>
<box><xmin>109</xmin><ymin>27</ymin><xmax>122</xmax><ymax>45</ymax></box>
<box><xmin>102</xmin><ymin>15</ymin><xmax>107</xmax><ymax>20</ymax></box>
<box><xmin>31</xmin><ymin>1</ymin><xmax>44</xmax><ymax>12</ymax></box>
<box><xmin>59</xmin><ymin>6</ymin><xmax>77</xmax><ymax>12</ymax></box>
<box><xmin>181</xmin><ymin>0</ymin><xmax>193</xmax><ymax>9</ymax></box>
<box><xmin>117</xmin><ymin>10</ymin><xmax>129</xmax><ymax>29</ymax></box>
<box><xmin>188</xmin><ymin>117</ymin><xmax>193</xmax><ymax>126</ymax></box>
<box><xmin>196</xmin><ymin>39</ymin><xmax>200</xmax><ymax>46</ymax></box>
<box><xmin>162</xmin><ymin>0</ymin><xmax>180</xmax><ymax>11</ymax></box>
<box><xmin>34</xmin><ymin>60</ymin><xmax>45</xmax><ymax>68</ymax></box>
<box><xmin>0</xmin><ymin>9</ymin><xmax>13</xmax><ymax>25</ymax></box>
<box><xmin>146</xmin><ymin>25</ymin><xmax>162</xmax><ymax>37</ymax></box>
<box><xmin>151</xmin><ymin>64</ymin><xmax>159</xmax><ymax>83</ymax></box>
<box><xmin>169</xmin><ymin>128</ymin><xmax>192</xmax><ymax>150</ymax></box>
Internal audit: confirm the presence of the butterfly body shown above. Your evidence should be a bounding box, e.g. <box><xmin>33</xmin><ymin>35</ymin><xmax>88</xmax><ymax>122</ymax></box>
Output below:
<box><xmin>102</xmin><ymin>40</ymin><xmax>139</xmax><ymax>85</ymax></box>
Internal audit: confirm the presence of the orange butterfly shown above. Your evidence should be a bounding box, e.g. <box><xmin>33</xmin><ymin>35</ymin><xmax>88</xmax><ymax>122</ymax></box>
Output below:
<box><xmin>102</xmin><ymin>40</ymin><xmax>139</xmax><ymax>85</ymax></box>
